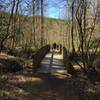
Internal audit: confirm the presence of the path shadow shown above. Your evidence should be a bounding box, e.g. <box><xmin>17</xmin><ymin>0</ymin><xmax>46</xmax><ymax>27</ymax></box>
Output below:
<box><xmin>7</xmin><ymin>72</ymin><xmax>100</xmax><ymax>100</ymax></box>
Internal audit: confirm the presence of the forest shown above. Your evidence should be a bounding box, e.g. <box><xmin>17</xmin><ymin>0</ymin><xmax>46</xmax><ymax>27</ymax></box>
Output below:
<box><xmin>0</xmin><ymin>0</ymin><xmax>100</xmax><ymax>100</ymax></box>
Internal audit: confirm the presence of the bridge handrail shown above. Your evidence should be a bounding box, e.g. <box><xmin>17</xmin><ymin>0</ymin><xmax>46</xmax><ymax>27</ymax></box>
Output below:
<box><xmin>32</xmin><ymin>45</ymin><xmax>50</xmax><ymax>72</ymax></box>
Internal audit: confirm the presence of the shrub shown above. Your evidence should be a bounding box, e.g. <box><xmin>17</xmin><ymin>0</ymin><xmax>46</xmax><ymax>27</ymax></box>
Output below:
<box><xmin>0</xmin><ymin>57</ymin><xmax>24</xmax><ymax>73</ymax></box>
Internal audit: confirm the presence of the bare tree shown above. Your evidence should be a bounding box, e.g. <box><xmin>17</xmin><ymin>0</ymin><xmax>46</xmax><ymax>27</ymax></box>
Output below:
<box><xmin>71</xmin><ymin>0</ymin><xmax>75</xmax><ymax>53</ymax></box>
<box><xmin>40</xmin><ymin>0</ymin><xmax>44</xmax><ymax>47</ymax></box>
<box><xmin>75</xmin><ymin>0</ymin><xmax>100</xmax><ymax>73</ymax></box>
<box><xmin>0</xmin><ymin>0</ymin><xmax>16</xmax><ymax>51</ymax></box>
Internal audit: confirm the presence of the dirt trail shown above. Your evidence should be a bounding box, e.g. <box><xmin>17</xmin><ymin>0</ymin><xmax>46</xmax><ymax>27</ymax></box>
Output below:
<box><xmin>1</xmin><ymin>71</ymin><xmax>98</xmax><ymax>100</ymax></box>
<box><xmin>0</xmin><ymin>52</ymin><xmax>100</xmax><ymax>100</ymax></box>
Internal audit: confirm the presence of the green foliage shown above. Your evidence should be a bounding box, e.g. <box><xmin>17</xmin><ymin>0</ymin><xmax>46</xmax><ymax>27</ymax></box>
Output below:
<box><xmin>0</xmin><ymin>90</ymin><xmax>10</xmax><ymax>98</ymax></box>
<box><xmin>0</xmin><ymin>75</ymin><xmax>8</xmax><ymax>82</ymax></box>
<box><xmin>88</xmin><ymin>85</ymin><xmax>100</xmax><ymax>95</ymax></box>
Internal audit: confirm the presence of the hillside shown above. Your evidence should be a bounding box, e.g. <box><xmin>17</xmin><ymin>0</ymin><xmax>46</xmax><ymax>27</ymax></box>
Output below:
<box><xmin>0</xmin><ymin>11</ymin><xmax>100</xmax><ymax>50</ymax></box>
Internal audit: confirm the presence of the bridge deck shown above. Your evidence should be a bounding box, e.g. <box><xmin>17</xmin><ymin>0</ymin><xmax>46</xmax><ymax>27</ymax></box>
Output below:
<box><xmin>37</xmin><ymin>51</ymin><xmax>67</xmax><ymax>75</ymax></box>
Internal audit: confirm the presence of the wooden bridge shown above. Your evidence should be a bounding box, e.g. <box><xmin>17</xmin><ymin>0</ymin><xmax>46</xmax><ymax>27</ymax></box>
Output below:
<box><xmin>32</xmin><ymin>44</ymin><xmax>68</xmax><ymax>76</ymax></box>
<box><xmin>38</xmin><ymin>51</ymin><xmax>66</xmax><ymax>74</ymax></box>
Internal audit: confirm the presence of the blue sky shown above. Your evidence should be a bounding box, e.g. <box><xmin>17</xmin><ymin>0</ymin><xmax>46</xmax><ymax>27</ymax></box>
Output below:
<box><xmin>44</xmin><ymin>0</ymin><xmax>68</xmax><ymax>19</ymax></box>
<box><xmin>0</xmin><ymin>0</ymin><xmax>69</xmax><ymax>19</ymax></box>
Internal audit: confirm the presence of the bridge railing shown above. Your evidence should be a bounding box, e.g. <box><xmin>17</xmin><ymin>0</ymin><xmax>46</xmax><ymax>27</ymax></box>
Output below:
<box><xmin>63</xmin><ymin>47</ymin><xmax>76</xmax><ymax>75</ymax></box>
<box><xmin>63</xmin><ymin>47</ymin><xmax>69</xmax><ymax>66</ymax></box>
<box><xmin>32</xmin><ymin>45</ymin><xmax>50</xmax><ymax>72</ymax></box>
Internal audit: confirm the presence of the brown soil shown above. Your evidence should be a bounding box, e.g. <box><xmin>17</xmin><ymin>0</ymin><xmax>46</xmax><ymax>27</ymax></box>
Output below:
<box><xmin>0</xmin><ymin>71</ymin><xmax>100</xmax><ymax>100</ymax></box>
